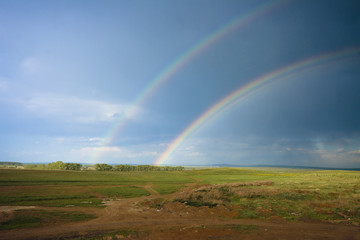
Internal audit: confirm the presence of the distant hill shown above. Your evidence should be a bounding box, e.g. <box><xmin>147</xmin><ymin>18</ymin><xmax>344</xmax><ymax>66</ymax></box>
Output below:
<box><xmin>0</xmin><ymin>161</ymin><xmax>23</xmax><ymax>166</ymax></box>
<box><xmin>208</xmin><ymin>164</ymin><xmax>360</xmax><ymax>171</ymax></box>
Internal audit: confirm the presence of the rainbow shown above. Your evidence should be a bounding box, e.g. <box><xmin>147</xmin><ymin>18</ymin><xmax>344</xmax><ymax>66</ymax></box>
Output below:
<box><xmin>92</xmin><ymin>0</ymin><xmax>288</xmax><ymax>163</ymax></box>
<box><xmin>154</xmin><ymin>46</ymin><xmax>360</xmax><ymax>166</ymax></box>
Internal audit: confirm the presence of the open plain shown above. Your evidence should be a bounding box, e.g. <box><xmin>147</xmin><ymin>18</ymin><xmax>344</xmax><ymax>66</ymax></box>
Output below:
<box><xmin>0</xmin><ymin>168</ymin><xmax>359</xmax><ymax>240</ymax></box>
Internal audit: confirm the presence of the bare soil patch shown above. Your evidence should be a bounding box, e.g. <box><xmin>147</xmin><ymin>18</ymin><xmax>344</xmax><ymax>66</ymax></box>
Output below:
<box><xmin>0</xmin><ymin>206</ymin><xmax>36</xmax><ymax>213</ymax></box>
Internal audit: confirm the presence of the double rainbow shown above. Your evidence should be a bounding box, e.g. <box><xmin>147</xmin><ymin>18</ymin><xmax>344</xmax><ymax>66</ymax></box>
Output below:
<box><xmin>92</xmin><ymin>0</ymin><xmax>288</xmax><ymax>163</ymax></box>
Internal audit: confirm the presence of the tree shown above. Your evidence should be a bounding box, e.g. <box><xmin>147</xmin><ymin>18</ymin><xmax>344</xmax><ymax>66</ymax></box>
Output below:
<box><xmin>95</xmin><ymin>163</ymin><xmax>113</xmax><ymax>171</ymax></box>
<box><xmin>47</xmin><ymin>161</ymin><xmax>65</xmax><ymax>170</ymax></box>
<box><xmin>63</xmin><ymin>163</ymin><xmax>82</xmax><ymax>171</ymax></box>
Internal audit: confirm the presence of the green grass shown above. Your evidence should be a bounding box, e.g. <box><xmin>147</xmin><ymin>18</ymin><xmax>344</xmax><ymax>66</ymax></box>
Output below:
<box><xmin>94</xmin><ymin>186</ymin><xmax>150</xmax><ymax>198</ymax></box>
<box><xmin>0</xmin><ymin>194</ymin><xmax>103</xmax><ymax>207</ymax></box>
<box><xmin>0</xmin><ymin>209</ymin><xmax>96</xmax><ymax>230</ymax></box>
<box><xmin>0</xmin><ymin>185</ymin><xmax>104</xmax><ymax>207</ymax></box>
<box><xmin>183</xmin><ymin>168</ymin><xmax>275</xmax><ymax>184</ymax></box>
<box><xmin>0</xmin><ymin>169</ymin><xmax>194</xmax><ymax>207</ymax></box>
<box><xmin>152</xmin><ymin>183</ymin><xmax>185</xmax><ymax>194</ymax></box>
<box><xmin>0</xmin><ymin>169</ymin><xmax>194</xmax><ymax>186</ymax></box>
<box><xmin>0</xmin><ymin>214</ymin><xmax>41</xmax><ymax>230</ymax></box>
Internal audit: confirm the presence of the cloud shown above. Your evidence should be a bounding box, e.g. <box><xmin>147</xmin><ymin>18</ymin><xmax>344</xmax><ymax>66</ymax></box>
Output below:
<box><xmin>72</xmin><ymin>146</ymin><xmax>159</xmax><ymax>160</ymax></box>
<box><xmin>21</xmin><ymin>57</ymin><xmax>40</xmax><ymax>74</ymax></box>
<box><xmin>88</xmin><ymin>137</ymin><xmax>105</xmax><ymax>145</ymax></box>
<box><xmin>80</xmin><ymin>146</ymin><xmax>123</xmax><ymax>154</ymax></box>
<box><xmin>23</xmin><ymin>94</ymin><xmax>142</xmax><ymax>123</ymax></box>
<box><xmin>335</xmin><ymin>148</ymin><xmax>345</xmax><ymax>153</ymax></box>
<box><xmin>89</xmin><ymin>137</ymin><xmax>103</xmax><ymax>142</ymax></box>
<box><xmin>348</xmin><ymin>150</ymin><xmax>360</xmax><ymax>155</ymax></box>
<box><xmin>53</xmin><ymin>136</ymin><xmax>105</xmax><ymax>146</ymax></box>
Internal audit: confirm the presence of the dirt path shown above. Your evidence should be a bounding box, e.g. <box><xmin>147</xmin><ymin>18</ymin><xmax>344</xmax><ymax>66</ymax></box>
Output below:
<box><xmin>1</xmin><ymin>183</ymin><xmax>359</xmax><ymax>240</ymax></box>
<box><xmin>0</xmin><ymin>206</ymin><xmax>36</xmax><ymax>213</ymax></box>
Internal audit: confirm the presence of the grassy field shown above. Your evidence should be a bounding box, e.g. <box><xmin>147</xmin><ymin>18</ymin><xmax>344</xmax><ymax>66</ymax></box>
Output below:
<box><xmin>0</xmin><ymin>169</ymin><xmax>194</xmax><ymax>186</ymax></box>
<box><xmin>179</xmin><ymin>168</ymin><xmax>360</xmax><ymax>223</ymax></box>
<box><xmin>0</xmin><ymin>167</ymin><xmax>359</xmax><ymax>232</ymax></box>
<box><xmin>0</xmin><ymin>209</ymin><xmax>96</xmax><ymax>230</ymax></box>
<box><xmin>0</xmin><ymin>169</ymin><xmax>193</xmax><ymax>207</ymax></box>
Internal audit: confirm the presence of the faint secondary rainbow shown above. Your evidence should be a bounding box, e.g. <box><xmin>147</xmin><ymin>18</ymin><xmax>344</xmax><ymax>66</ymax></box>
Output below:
<box><xmin>91</xmin><ymin>0</ymin><xmax>289</xmax><ymax>163</ymax></box>
<box><xmin>154</xmin><ymin>46</ymin><xmax>360</xmax><ymax>166</ymax></box>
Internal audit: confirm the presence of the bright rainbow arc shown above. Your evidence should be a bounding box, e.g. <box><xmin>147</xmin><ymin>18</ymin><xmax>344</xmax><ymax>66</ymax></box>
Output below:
<box><xmin>154</xmin><ymin>46</ymin><xmax>360</xmax><ymax>166</ymax></box>
<box><xmin>92</xmin><ymin>0</ymin><xmax>288</xmax><ymax>163</ymax></box>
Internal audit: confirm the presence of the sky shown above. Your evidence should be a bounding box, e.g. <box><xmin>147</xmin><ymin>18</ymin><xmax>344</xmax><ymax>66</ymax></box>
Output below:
<box><xmin>0</xmin><ymin>0</ymin><xmax>360</xmax><ymax>168</ymax></box>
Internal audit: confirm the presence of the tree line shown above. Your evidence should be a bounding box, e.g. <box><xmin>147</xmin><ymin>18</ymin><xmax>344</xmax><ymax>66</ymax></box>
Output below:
<box><xmin>24</xmin><ymin>161</ymin><xmax>82</xmax><ymax>171</ymax></box>
<box><xmin>0</xmin><ymin>162</ymin><xmax>22</xmax><ymax>166</ymax></box>
<box><xmin>95</xmin><ymin>164</ymin><xmax>184</xmax><ymax>172</ymax></box>
<box><xmin>22</xmin><ymin>161</ymin><xmax>185</xmax><ymax>172</ymax></box>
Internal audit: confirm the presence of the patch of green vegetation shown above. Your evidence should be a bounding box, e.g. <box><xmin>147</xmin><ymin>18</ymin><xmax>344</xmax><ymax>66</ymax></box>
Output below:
<box><xmin>238</xmin><ymin>209</ymin><xmax>259</xmax><ymax>219</ymax></box>
<box><xmin>94</xmin><ymin>186</ymin><xmax>150</xmax><ymax>198</ymax></box>
<box><xmin>153</xmin><ymin>183</ymin><xmax>184</xmax><ymax>194</ymax></box>
<box><xmin>275</xmin><ymin>191</ymin><xmax>313</xmax><ymax>201</ymax></box>
<box><xmin>0</xmin><ymin>210</ymin><xmax>96</xmax><ymax>230</ymax></box>
<box><xmin>184</xmin><ymin>168</ymin><xmax>275</xmax><ymax>184</ymax></box>
<box><xmin>37</xmin><ymin>210</ymin><xmax>96</xmax><ymax>221</ymax></box>
<box><xmin>0</xmin><ymin>194</ymin><xmax>103</xmax><ymax>207</ymax></box>
<box><xmin>0</xmin><ymin>214</ymin><xmax>41</xmax><ymax>230</ymax></box>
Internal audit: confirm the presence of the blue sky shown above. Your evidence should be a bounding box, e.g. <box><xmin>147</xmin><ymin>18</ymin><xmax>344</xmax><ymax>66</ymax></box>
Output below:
<box><xmin>1</xmin><ymin>0</ymin><xmax>360</xmax><ymax>167</ymax></box>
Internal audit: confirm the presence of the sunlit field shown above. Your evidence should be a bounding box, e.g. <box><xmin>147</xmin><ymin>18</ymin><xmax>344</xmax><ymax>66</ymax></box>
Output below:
<box><xmin>0</xmin><ymin>167</ymin><xmax>359</xmax><ymax>239</ymax></box>
<box><xmin>181</xmin><ymin>168</ymin><xmax>360</xmax><ymax>222</ymax></box>
<box><xmin>0</xmin><ymin>169</ymin><xmax>193</xmax><ymax>207</ymax></box>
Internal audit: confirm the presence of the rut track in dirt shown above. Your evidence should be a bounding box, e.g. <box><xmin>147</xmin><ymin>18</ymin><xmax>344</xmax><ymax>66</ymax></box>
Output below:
<box><xmin>0</xmin><ymin>181</ymin><xmax>359</xmax><ymax>240</ymax></box>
